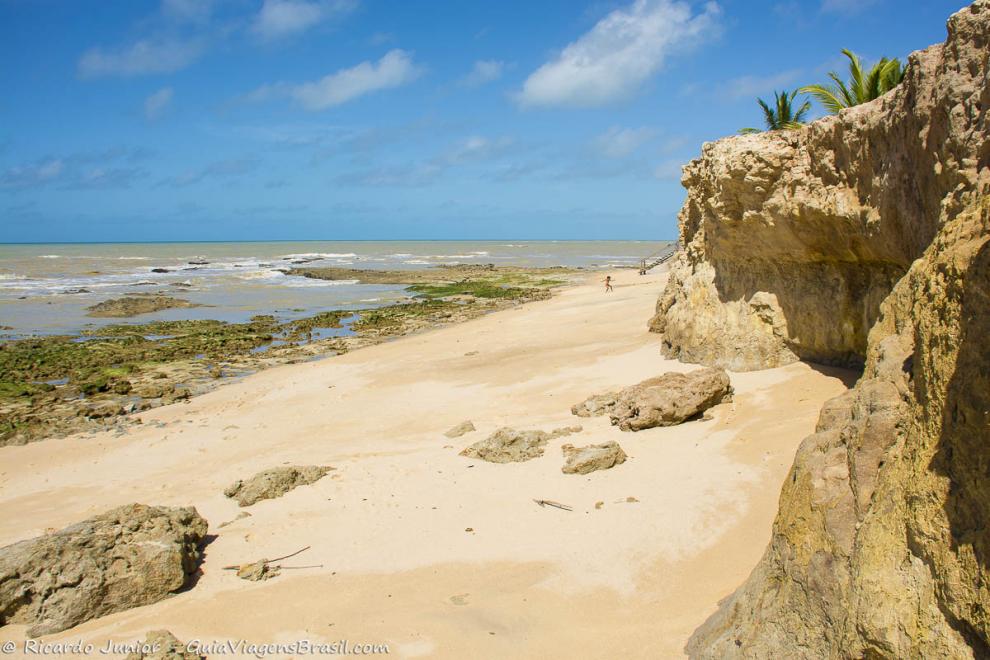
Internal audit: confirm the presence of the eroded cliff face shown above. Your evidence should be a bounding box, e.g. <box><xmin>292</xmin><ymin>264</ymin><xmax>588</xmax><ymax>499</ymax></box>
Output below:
<box><xmin>653</xmin><ymin>1</ymin><xmax>988</xmax><ymax>372</ymax></box>
<box><xmin>669</xmin><ymin>2</ymin><xmax>990</xmax><ymax>658</ymax></box>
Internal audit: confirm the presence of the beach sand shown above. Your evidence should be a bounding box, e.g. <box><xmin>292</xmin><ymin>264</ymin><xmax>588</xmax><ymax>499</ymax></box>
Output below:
<box><xmin>0</xmin><ymin>268</ymin><xmax>852</xmax><ymax>658</ymax></box>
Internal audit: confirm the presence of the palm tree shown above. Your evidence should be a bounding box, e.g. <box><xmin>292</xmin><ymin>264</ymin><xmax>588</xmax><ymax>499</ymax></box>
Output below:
<box><xmin>800</xmin><ymin>49</ymin><xmax>905</xmax><ymax>114</ymax></box>
<box><xmin>739</xmin><ymin>90</ymin><xmax>811</xmax><ymax>133</ymax></box>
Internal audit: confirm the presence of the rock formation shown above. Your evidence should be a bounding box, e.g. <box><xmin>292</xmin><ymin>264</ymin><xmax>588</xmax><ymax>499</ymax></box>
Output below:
<box><xmin>459</xmin><ymin>426</ymin><xmax>581</xmax><ymax>463</ymax></box>
<box><xmin>86</xmin><ymin>295</ymin><xmax>200</xmax><ymax>318</ymax></box>
<box><xmin>224</xmin><ymin>465</ymin><xmax>333</xmax><ymax>507</ymax></box>
<box><xmin>125</xmin><ymin>630</ymin><xmax>203</xmax><ymax>660</ymax></box>
<box><xmin>666</xmin><ymin>3</ymin><xmax>990</xmax><ymax>657</ymax></box>
<box><xmin>0</xmin><ymin>504</ymin><xmax>207</xmax><ymax>637</ymax></box>
<box><xmin>561</xmin><ymin>441</ymin><xmax>627</xmax><ymax>474</ymax></box>
<box><xmin>444</xmin><ymin>420</ymin><xmax>476</xmax><ymax>438</ymax></box>
<box><xmin>652</xmin><ymin>3</ymin><xmax>990</xmax><ymax>373</ymax></box>
<box><xmin>572</xmin><ymin>368</ymin><xmax>732</xmax><ymax>431</ymax></box>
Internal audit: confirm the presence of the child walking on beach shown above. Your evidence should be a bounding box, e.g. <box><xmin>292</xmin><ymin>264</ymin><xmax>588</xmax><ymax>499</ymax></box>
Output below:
<box><xmin>604</xmin><ymin>275</ymin><xmax>613</xmax><ymax>293</ymax></box>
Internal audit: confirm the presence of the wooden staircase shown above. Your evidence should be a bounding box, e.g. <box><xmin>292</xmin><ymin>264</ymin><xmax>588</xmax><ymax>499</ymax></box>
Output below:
<box><xmin>639</xmin><ymin>242</ymin><xmax>680</xmax><ymax>273</ymax></box>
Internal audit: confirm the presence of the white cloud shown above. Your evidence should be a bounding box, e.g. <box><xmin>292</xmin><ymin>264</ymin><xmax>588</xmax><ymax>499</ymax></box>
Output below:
<box><xmin>654</xmin><ymin>158</ymin><xmax>686</xmax><ymax>180</ymax></box>
<box><xmin>440</xmin><ymin>135</ymin><xmax>514</xmax><ymax>165</ymax></box>
<box><xmin>78</xmin><ymin>38</ymin><xmax>204</xmax><ymax>78</ymax></box>
<box><xmin>516</xmin><ymin>0</ymin><xmax>721</xmax><ymax>108</ymax></box>
<box><xmin>162</xmin><ymin>0</ymin><xmax>215</xmax><ymax>23</ymax></box>
<box><xmin>594</xmin><ymin>126</ymin><xmax>656</xmax><ymax>158</ymax></box>
<box><xmin>723</xmin><ymin>69</ymin><xmax>802</xmax><ymax>100</ymax></box>
<box><xmin>369</xmin><ymin>31</ymin><xmax>395</xmax><ymax>46</ymax></box>
<box><xmin>461</xmin><ymin>60</ymin><xmax>504</xmax><ymax>87</ymax></box>
<box><xmin>0</xmin><ymin>159</ymin><xmax>64</xmax><ymax>189</ymax></box>
<box><xmin>250</xmin><ymin>50</ymin><xmax>421</xmax><ymax>110</ymax></box>
<box><xmin>144</xmin><ymin>87</ymin><xmax>174</xmax><ymax>120</ymax></box>
<box><xmin>251</xmin><ymin>0</ymin><xmax>358</xmax><ymax>41</ymax></box>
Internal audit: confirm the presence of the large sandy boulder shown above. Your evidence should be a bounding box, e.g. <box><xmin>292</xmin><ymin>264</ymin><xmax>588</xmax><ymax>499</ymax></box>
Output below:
<box><xmin>0</xmin><ymin>504</ymin><xmax>207</xmax><ymax>637</ymax></box>
<box><xmin>611</xmin><ymin>368</ymin><xmax>731</xmax><ymax>431</ymax></box>
<box><xmin>224</xmin><ymin>465</ymin><xmax>333</xmax><ymax>507</ymax></box>
<box><xmin>572</xmin><ymin>368</ymin><xmax>732</xmax><ymax>431</ymax></box>
<box><xmin>681</xmin><ymin>3</ymin><xmax>990</xmax><ymax>657</ymax></box>
<box><xmin>561</xmin><ymin>441</ymin><xmax>627</xmax><ymax>474</ymax></box>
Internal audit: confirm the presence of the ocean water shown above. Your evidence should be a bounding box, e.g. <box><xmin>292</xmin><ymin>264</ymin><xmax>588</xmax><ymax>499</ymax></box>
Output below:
<box><xmin>0</xmin><ymin>240</ymin><xmax>670</xmax><ymax>338</ymax></box>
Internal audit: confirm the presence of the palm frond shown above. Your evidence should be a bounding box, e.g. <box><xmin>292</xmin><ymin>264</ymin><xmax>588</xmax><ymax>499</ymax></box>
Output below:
<box><xmin>804</xmin><ymin>48</ymin><xmax>908</xmax><ymax>114</ymax></box>
<box><xmin>800</xmin><ymin>83</ymin><xmax>846</xmax><ymax>114</ymax></box>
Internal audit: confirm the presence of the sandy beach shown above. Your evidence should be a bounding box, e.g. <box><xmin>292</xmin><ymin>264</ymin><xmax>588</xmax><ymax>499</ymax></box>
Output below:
<box><xmin>0</xmin><ymin>268</ymin><xmax>851</xmax><ymax>658</ymax></box>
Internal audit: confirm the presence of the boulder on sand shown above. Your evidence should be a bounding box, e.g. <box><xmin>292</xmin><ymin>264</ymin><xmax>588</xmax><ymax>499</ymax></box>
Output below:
<box><xmin>0</xmin><ymin>504</ymin><xmax>207</xmax><ymax>637</ymax></box>
<box><xmin>444</xmin><ymin>420</ymin><xmax>476</xmax><ymax>438</ymax></box>
<box><xmin>561</xmin><ymin>441</ymin><xmax>627</xmax><ymax>474</ymax></box>
<box><xmin>460</xmin><ymin>427</ymin><xmax>549</xmax><ymax>463</ymax></box>
<box><xmin>459</xmin><ymin>426</ymin><xmax>582</xmax><ymax>463</ymax></box>
<box><xmin>125</xmin><ymin>630</ymin><xmax>203</xmax><ymax>660</ymax></box>
<box><xmin>570</xmin><ymin>392</ymin><xmax>619</xmax><ymax>418</ymax></box>
<box><xmin>224</xmin><ymin>465</ymin><xmax>333</xmax><ymax>507</ymax></box>
<box><xmin>572</xmin><ymin>367</ymin><xmax>732</xmax><ymax>431</ymax></box>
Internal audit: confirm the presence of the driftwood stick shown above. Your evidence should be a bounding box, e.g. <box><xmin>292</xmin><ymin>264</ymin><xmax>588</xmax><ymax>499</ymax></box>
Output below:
<box><xmin>220</xmin><ymin>545</ymin><xmax>312</xmax><ymax>570</ymax></box>
<box><xmin>269</xmin><ymin>545</ymin><xmax>311</xmax><ymax>563</ymax></box>
<box><xmin>533</xmin><ymin>499</ymin><xmax>573</xmax><ymax>512</ymax></box>
<box><xmin>277</xmin><ymin>564</ymin><xmax>324</xmax><ymax>570</ymax></box>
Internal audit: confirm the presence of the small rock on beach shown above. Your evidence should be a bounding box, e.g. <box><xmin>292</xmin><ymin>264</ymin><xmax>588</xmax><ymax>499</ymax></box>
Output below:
<box><xmin>561</xmin><ymin>441</ymin><xmax>628</xmax><ymax>474</ymax></box>
<box><xmin>224</xmin><ymin>465</ymin><xmax>333</xmax><ymax>507</ymax></box>
<box><xmin>444</xmin><ymin>420</ymin><xmax>476</xmax><ymax>438</ymax></box>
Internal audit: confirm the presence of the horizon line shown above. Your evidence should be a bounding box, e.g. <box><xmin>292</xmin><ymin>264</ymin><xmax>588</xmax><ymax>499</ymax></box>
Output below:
<box><xmin>0</xmin><ymin>237</ymin><xmax>676</xmax><ymax>246</ymax></box>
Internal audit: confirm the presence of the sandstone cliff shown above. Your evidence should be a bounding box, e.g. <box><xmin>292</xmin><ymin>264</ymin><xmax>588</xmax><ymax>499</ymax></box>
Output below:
<box><xmin>659</xmin><ymin>2</ymin><xmax>990</xmax><ymax>657</ymax></box>
<box><xmin>653</xmin><ymin>2</ymin><xmax>988</xmax><ymax>372</ymax></box>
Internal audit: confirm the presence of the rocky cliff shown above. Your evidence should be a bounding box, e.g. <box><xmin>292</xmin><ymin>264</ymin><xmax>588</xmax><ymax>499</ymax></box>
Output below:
<box><xmin>652</xmin><ymin>2</ymin><xmax>988</xmax><ymax>372</ymax></box>
<box><xmin>663</xmin><ymin>2</ymin><xmax>990</xmax><ymax>657</ymax></box>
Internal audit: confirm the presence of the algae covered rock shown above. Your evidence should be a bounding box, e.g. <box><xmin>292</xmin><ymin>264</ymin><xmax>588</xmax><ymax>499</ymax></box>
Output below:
<box><xmin>86</xmin><ymin>295</ymin><xmax>200</xmax><ymax>318</ymax></box>
<box><xmin>0</xmin><ymin>504</ymin><xmax>207</xmax><ymax>637</ymax></box>
<box><xmin>224</xmin><ymin>465</ymin><xmax>333</xmax><ymax>507</ymax></box>
<box><xmin>561</xmin><ymin>441</ymin><xmax>627</xmax><ymax>474</ymax></box>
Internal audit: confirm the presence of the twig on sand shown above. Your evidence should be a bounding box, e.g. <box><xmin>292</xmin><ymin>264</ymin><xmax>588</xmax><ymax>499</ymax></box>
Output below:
<box><xmin>533</xmin><ymin>499</ymin><xmax>572</xmax><ymax>512</ymax></box>
<box><xmin>269</xmin><ymin>545</ymin><xmax>311</xmax><ymax>563</ymax></box>
<box><xmin>222</xmin><ymin>545</ymin><xmax>312</xmax><ymax>570</ymax></box>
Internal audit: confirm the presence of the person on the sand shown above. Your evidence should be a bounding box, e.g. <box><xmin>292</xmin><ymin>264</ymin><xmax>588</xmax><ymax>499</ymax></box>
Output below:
<box><xmin>604</xmin><ymin>275</ymin><xmax>613</xmax><ymax>293</ymax></box>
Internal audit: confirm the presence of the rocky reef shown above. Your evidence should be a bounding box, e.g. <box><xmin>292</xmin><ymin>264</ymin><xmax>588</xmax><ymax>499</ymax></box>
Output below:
<box><xmin>668</xmin><ymin>2</ymin><xmax>990</xmax><ymax>657</ymax></box>
<box><xmin>86</xmin><ymin>295</ymin><xmax>201</xmax><ymax>318</ymax></box>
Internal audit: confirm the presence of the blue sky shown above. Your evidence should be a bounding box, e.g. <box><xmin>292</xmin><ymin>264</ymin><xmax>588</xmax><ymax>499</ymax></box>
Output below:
<box><xmin>0</xmin><ymin>0</ymin><xmax>967</xmax><ymax>242</ymax></box>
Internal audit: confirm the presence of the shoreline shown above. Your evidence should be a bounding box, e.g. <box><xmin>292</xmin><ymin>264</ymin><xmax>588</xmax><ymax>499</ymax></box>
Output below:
<box><xmin>0</xmin><ymin>266</ymin><xmax>854</xmax><ymax>657</ymax></box>
<box><xmin>0</xmin><ymin>264</ymin><xmax>587</xmax><ymax>446</ymax></box>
